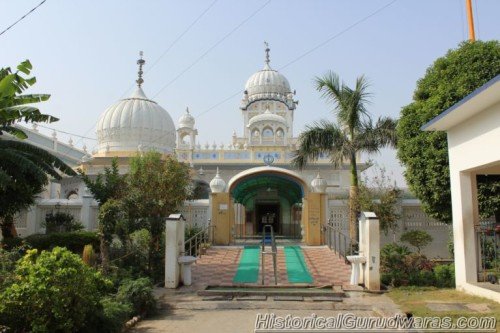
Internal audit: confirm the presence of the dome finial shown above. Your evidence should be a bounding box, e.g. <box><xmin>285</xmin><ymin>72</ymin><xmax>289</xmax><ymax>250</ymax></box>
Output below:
<box><xmin>264</xmin><ymin>41</ymin><xmax>270</xmax><ymax>66</ymax></box>
<box><xmin>186</xmin><ymin>107</ymin><xmax>190</xmax><ymax>114</ymax></box>
<box><xmin>136</xmin><ymin>51</ymin><xmax>145</xmax><ymax>87</ymax></box>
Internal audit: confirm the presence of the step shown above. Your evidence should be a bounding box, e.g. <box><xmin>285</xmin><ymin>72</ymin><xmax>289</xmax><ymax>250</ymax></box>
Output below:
<box><xmin>198</xmin><ymin>286</ymin><xmax>346</xmax><ymax>298</ymax></box>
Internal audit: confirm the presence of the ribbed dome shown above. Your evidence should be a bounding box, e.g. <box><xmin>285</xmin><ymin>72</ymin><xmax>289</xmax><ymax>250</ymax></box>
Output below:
<box><xmin>96</xmin><ymin>87</ymin><xmax>176</xmax><ymax>154</ymax></box>
<box><xmin>245</xmin><ymin>64</ymin><xmax>291</xmax><ymax>97</ymax></box>
<box><xmin>247</xmin><ymin>108</ymin><xmax>286</xmax><ymax>127</ymax></box>
<box><xmin>178</xmin><ymin>107</ymin><xmax>195</xmax><ymax>129</ymax></box>
<box><xmin>209</xmin><ymin>168</ymin><xmax>226</xmax><ymax>193</ymax></box>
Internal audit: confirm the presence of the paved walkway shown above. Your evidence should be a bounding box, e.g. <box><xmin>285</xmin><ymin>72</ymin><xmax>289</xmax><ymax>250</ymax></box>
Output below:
<box><xmin>132</xmin><ymin>290</ymin><xmax>402</xmax><ymax>333</ymax></box>
<box><xmin>191</xmin><ymin>245</ymin><xmax>351</xmax><ymax>287</ymax></box>
<box><xmin>132</xmin><ymin>246</ymin><xmax>400</xmax><ymax>333</ymax></box>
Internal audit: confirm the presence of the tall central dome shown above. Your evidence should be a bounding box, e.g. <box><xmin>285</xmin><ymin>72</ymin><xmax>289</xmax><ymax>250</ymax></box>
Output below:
<box><xmin>244</xmin><ymin>44</ymin><xmax>291</xmax><ymax>99</ymax></box>
<box><xmin>96</xmin><ymin>53</ymin><xmax>175</xmax><ymax>155</ymax></box>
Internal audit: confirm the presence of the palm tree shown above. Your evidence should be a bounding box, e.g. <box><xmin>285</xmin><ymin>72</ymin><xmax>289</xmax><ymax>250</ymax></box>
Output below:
<box><xmin>292</xmin><ymin>71</ymin><xmax>397</xmax><ymax>240</ymax></box>
<box><xmin>0</xmin><ymin>60</ymin><xmax>75</xmax><ymax>238</ymax></box>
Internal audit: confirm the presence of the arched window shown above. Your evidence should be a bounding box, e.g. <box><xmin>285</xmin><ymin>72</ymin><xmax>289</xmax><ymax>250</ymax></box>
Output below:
<box><xmin>252</xmin><ymin>129</ymin><xmax>260</xmax><ymax>137</ymax></box>
<box><xmin>276</xmin><ymin>128</ymin><xmax>284</xmax><ymax>138</ymax></box>
<box><xmin>181</xmin><ymin>134</ymin><xmax>191</xmax><ymax>145</ymax></box>
<box><xmin>262</xmin><ymin>127</ymin><xmax>274</xmax><ymax>138</ymax></box>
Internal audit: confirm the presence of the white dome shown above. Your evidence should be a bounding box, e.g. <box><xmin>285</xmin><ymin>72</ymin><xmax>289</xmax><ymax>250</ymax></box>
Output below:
<box><xmin>178</xmin><ymin>107</ymin><xmax>195</xmax><ymax>129</ymax></box>
<box><xmin>245</xmin><ymin>63</ymin><xmax>291</xmax><ymax>97</ymax></box>
<box><xmin>311</xmin><ymin>173</ymin><xmax>328</xmax><ymax>193</ymax></box>
<box><xmin>247</xmin><ymin>108</ymin><xmax>286</xmax><ymax>127</ymax></box>
<box><xmin>209</xmin><ymin>168</ymin><xmax>226</xmax><ymax>193</ymax></box>
<box><xmin>96</xmin><ymin>87</ymin><xmax>175</xmax><ymax>154</ymax></box>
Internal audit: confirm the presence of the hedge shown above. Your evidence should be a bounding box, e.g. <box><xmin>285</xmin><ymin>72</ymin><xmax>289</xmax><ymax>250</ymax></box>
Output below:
<box><xmin>2</xmin><ymin>231</ymin><xmax>99</xmax><ymax>254</ymax></box>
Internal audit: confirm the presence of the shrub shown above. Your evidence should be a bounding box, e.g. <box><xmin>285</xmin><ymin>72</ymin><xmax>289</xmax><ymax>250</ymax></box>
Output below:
<box><xmin>82</xmin><ymin>244</ymin><xmax>97</xmax><ymax>266</ymax></box>
<box><xmin>24</xmin><ymin>230</ymin><xmax>99</xmax><ymax>253</ymax></box>
<box><xmin>116</xmin><ymin>277</ymin><xmax>156</xmax><ymax>316</ymax></box>
<box><xmin>381</xmin><ymin>243</ymin><xmax>436</xmax><ymax>287</ymax></box>
<box><xmin>43</xmin><ymin>211</ymin><xmax>84</xmax><ymax>233</ymax></box>
<box><xmin>82</xmin><ymin>296</ymin><xmax>132</xmax><ymax>333</ymax></box>
<box><xmin>0</xmin><ymin>245</ymin><xmax>27</xmax><ymax>289</ymax></box>
<box><xmin>434</xmin><ymin>263</ymin><xmax>455</xmax><ymax>288</ymax></box>
<box><xmin>0</xmin><ymin>247</ymin><xmax>111</xmax><ymax>332</ymax></box>
<box><xmin>400</xmin><ymin>230</ymin><xmax>433</xmax><ymax>253</ymax></box>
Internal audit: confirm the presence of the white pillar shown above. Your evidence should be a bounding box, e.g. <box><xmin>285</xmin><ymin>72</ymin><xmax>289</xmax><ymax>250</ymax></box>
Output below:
<box><xmin>359</xmin><ymin>212</ymin><xmax>380</xmax><ymax>291</ymax></box>
<box><xmin>80</xmin><ymin>195</ymin><xmax>93</xmax><ymax>231</ymax></box>
<box><xmin>26</xmin><ymin>205</ymin><xmax>37</xmax><ymax>236</ymax></box>
<box><xmin>165</xmin><ymin>217</ymin><xmax>185</xmax><ymax>288</ymax></box>
<box><xmin>450</xmin><ymin>170</ymin><xmax>479</xmax><ymax>287</ymax></box>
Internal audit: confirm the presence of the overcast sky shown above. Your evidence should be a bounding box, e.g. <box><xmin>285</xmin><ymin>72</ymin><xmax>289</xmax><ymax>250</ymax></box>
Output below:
<box><xmin>3</xmin><ymin>0</ymin><xmax>500</xmax><ymax>187</ymax></box>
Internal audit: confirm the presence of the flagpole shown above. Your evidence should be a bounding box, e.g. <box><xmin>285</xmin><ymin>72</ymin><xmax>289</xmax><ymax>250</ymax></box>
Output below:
<box><xmin>466</xmin><ymin>0</ymin><xmax>476</xmax><ymax>41</ymax></box>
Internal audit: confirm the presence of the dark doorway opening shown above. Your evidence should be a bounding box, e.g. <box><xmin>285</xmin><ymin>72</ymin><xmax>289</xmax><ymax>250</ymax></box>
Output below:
<box><xmin>256</xmin><ymin>203</ymin><xmax>280</xmax><ymax>234</ymax></box>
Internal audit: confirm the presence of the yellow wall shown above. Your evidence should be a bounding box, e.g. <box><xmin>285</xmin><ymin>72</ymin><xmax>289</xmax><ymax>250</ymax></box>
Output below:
<box><xmin>302</xmin><ymin>192</ymin><xmax>325</xmax><ymax>245</ymax></box>
<box><xmin>210</xmin><ymin>193</ymin><xmax>232</xmax><ymax>245</ymax></box>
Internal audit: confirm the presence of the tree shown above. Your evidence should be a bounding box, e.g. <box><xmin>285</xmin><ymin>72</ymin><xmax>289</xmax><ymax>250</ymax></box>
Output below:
<box><xmin>0</xmin><ymin>60</ymin><xmax>75</xmax><ymax>239</ymax></box>
<box><xmin>400</xmin><ymin>230</ymin><xmax>433</xmax><ymax>254</ymax></box>
<box><xmin>477</xmin><ymin>175</ymin><xmax>500</xmax><ymax>223</ymax></box>
<box><xmin>292</xmin><ymin>71</ymin><xmax>397</xmax><ymax>240</ymax></box>
<box><xmin>126</xmin><ymin>152</ymin><xmax>191</xmax><ymax>218</ymax></box>
<box><xmin>125</xmin><ymin>152</ymin><xmax>191</xmax><ymax>280</ymax></box>
<box><xmin>79</xmin><ymin>158</ymin><xmax>125</xmax><ymax>205</ymax></box>
<box><xmin>97</xmin><ymin>199</ymin><xmax>125</xmax><ymax>273</ymax></box>
<box><xmin>357</xmin><ymin>166</ymin><xmax>402</xmax><ymax>235</ymax></box>
<box><xmin>397</xmin><ymin>41</ymin><xmax>500</xmax><ymax>223</ymax></box>
<box><xmin>80</xmin><ymin>158</ymin><xmax>126</xmax><ymax>271</ymax></box>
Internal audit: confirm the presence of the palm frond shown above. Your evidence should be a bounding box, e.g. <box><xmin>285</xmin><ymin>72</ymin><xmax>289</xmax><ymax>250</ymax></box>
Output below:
<box><xmin>355</xmin><ymin>116</ymin><xmax>398</xmax><ymax>154</ymax></box>
<box><xmin>291</xmin><ymin>120</ymin><xmax>349</xmax><ymax>169</ymax></box>
<box><xmin>0</xmin><ymin>139</ymin><xmax>76</xmax><ymax>178</ymax></box>
<box><xmin>1</xmin><ymin>126</ymin><xmax>28</xmax><ymax>139</ymax></box>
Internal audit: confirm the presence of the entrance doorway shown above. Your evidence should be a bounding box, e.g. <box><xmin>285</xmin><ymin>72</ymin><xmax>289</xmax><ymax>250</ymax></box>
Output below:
<box><xmin>228</xmin><ymin>168</ymin><xmax>307</xmax><ymax>241</ymax></box>
<box><xmin>256</xmin><ymin>203</ymin><xmax>280</xmax><ymax>234</ymax></box>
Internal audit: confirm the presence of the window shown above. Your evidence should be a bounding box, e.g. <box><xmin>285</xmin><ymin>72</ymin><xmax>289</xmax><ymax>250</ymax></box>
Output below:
<box><xmin>262</xmin><ymin>127</ymin><xmax>274</xmax><ymax>138</ymax></box>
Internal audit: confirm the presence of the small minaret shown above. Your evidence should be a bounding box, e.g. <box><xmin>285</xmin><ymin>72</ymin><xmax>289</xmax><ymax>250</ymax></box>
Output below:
<box><xmin>177</xmin><ymin>107</ymin><xmax>198</xmax><ymax>151</ymax></box>
<box><xmin>136</xmin><ymin>51</ymin><xmax>145</xmax><ymax>87</ymax></box>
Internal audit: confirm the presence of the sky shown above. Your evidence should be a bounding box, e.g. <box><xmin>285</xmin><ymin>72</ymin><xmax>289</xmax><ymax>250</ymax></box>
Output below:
<box><xmin>2</xmin><ymin>0</ymin><xmax>500</xmax><ymax>187</ymax></box>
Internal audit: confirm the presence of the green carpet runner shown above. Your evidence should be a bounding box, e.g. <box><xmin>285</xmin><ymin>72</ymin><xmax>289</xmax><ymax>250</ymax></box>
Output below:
<box><xmin>233</xmin><ymin>246</ymin><xmax>260</xmax><ymax>283</ymax></box>
<box><xmin>284</xmin><ymin>246</ymin><xmax>313</xmax><ymax>283</ymax></box>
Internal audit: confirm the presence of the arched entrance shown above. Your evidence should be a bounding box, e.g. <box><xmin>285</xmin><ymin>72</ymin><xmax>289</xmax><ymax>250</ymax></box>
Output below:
<box><xmin>210</xmin><ymin>166</ymin><xmax>326</xmax><ymax>245</ymax></box>
<box><xmin>228</xmin><ymin>167</ymin><xmax>306</xmax><ymax>240</ymax></box>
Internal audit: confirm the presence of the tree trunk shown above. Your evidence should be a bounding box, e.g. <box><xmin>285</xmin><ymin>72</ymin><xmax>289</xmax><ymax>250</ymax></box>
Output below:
<box><xmin>349</xmin><ymin>186</ymin><xmax>359</xmax><ymax>241</ymax></box>
<box><xmin>0</xmin><ymin>215</ymin><xmax>17</xmax><ymax>239</ymax></box>
<box><xmin>349</xmin><ymin>151</ymin><xmax>359</xmax><ymax>241</ymax></box>
<box><xmin>100</xmin><ymin>237</ymin><xmax>110</xmax><ymax>274</ymax></box>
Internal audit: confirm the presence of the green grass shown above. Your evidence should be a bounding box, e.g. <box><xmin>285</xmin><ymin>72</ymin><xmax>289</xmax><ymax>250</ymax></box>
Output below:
<box><xmin>387</xmin><ymin>287</ymin><xmax>500</xmax><ymax>325</ymax></box>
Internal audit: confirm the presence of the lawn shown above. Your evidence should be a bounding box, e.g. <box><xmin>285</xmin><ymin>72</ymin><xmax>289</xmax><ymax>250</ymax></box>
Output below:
<box><xmin>387</xmin><ymin>286</ymin><xmax>500</xmax><ymax>324</ymax></box>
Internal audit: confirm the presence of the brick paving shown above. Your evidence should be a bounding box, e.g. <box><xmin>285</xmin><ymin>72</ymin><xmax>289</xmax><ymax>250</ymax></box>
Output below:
<box><xmin>190</xmin><ymin>245</ymin><xmax>351</xmax><ymax>287</ymax></box>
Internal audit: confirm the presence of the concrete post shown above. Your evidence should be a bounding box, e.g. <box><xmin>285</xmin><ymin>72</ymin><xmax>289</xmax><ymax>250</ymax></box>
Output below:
<box><xmin>359</xmin><ymin>212</ymin><xmax>380</xmax><ymax>291</ymax></box>
<box><xmin>165</xmin><ymin>215</ymin><xmax>185</xmax><ymax>288</ymax></box>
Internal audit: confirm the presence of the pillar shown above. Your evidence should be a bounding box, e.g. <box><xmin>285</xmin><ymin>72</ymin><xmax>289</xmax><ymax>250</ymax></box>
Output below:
<box><xmin>450</xmin><ymin>170</ymin><xmax>479</xmax><ymax>287</ymax></box>
<box><xmin>210</xmin><ymin>192</ymin><xmax>231</xmax><ymax>245</ymax></box>
<box><xmin>165</xmin><ymin>217</ymin><xmax>185</xmax><ymax>288</ymax></box>
<box><xmin>302</xmin><ymin>192</ymin><xmax>326</xmax><ymax>245</ymax></box>
<box><xmin>359</xmin><ymin>211</ymin><xmax>380</xmax><ymax>291</ymax></box>
<box><xmin>80</xmin><ymin>194</ymin><xmax>93</xmax><ymax>230</ymax></box>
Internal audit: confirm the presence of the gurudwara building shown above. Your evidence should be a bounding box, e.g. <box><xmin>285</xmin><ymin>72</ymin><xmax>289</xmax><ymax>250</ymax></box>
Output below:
<box><xmin>7</xmin><ymin>47</ymin><xmax>450</xmax><ymax>253</ymax></box>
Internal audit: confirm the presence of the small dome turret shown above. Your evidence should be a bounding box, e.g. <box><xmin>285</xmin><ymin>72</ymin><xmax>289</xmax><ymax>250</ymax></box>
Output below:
<box><xmin>209</xmin><ymin>167</ymin><xmax>226</xmax><ymax>193</ymax></box>
<box><xmin>311</xmin><ymin>172</ymin><xmax>327</xmax><ymax>193</ymax></box>
<box><xmin>179</xmin><ymin>107</ymin><xmax>195</xmax><ymax>129</ymax></box>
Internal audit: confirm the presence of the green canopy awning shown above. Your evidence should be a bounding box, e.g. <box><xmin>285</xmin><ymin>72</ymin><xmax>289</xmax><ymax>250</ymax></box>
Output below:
<box><xmin>230</xmin><ymin>173</ymin><xmax>303</xmax><ymax>206</ymax></box>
